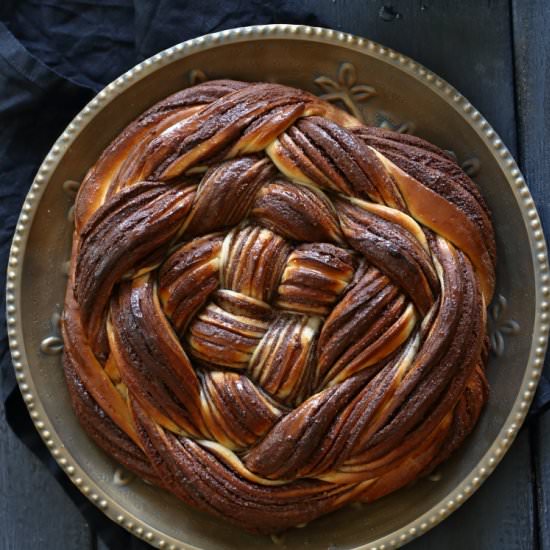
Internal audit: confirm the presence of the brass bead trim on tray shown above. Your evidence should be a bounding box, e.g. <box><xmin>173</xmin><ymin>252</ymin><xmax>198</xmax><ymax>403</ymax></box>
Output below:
<box><xmin>6</xmin><ymin>24</ymin><xmax>549</xmax><ymax>549</ymax></box>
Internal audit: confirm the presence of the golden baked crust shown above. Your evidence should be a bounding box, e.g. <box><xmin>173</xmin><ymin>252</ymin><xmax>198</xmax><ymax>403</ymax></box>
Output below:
<box><xmin>62</xmin><ymin>80</ymin><xmax>495</xmax><ymax>533</ymax></box>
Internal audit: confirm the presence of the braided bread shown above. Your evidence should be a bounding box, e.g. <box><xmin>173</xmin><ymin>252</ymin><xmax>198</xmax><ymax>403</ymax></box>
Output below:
<box><xmin>62</xmin><ymin>80</ymin><xmax>495</xmax><ymax>533</ymax></box>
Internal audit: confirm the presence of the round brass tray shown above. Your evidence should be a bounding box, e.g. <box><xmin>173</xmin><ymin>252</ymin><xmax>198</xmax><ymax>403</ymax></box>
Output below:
<box><xmin>6</xmin><ymin>24</ymin><xmax>549</xmax><ymax>550</ymax></box>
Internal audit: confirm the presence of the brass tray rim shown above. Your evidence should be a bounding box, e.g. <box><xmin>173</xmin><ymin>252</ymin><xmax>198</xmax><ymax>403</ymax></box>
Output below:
<box><xmin>6</xmin><ymin>23</ymin><xmax>549</xmax><ymax>550</ymax></box>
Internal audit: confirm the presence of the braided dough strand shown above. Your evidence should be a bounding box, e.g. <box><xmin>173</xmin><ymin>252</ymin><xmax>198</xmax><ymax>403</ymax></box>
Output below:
<box><xmin>63</xmin><ymin>80</ymin><xmax>495</xmax><ymax>533</ymax></box>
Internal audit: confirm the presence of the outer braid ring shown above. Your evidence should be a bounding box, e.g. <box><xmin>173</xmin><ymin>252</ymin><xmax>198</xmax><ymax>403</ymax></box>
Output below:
<box><xmin>63</xmin><ymin>80</ymin><xmax>496</xmax><ymax>534</ymax></box>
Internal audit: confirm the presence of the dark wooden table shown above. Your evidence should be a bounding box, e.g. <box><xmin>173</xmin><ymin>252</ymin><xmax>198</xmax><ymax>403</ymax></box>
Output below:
<box><xmin>1</xmin><ymin>1</ymin><xmax>549</xmax><ymax>548</ymax></box>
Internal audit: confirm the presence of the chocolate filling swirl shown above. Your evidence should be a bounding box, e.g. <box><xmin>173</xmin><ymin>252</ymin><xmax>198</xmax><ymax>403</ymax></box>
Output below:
<box><xmin>63</xmin><ymin>80</ymin><xmax>495</xmax><ymax>534</ymax></box>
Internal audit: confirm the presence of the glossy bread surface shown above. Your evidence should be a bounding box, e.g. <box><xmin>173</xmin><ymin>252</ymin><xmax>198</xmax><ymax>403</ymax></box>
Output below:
<box><xmin>63</xmin><ymin>80</ymin><xmax>496</xmax><ymax>533</ymax></box>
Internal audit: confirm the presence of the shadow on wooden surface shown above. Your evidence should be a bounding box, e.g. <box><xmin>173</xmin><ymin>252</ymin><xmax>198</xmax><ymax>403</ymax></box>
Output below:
<box><xmin>0</xmin><ymin>398</ymin><xmax>92</xmax><ymax>549</ymax></box>
<box><xmin>513</xmin><ymin>1</ymin><xmax>550</xmax><ymax>549</ymax></box>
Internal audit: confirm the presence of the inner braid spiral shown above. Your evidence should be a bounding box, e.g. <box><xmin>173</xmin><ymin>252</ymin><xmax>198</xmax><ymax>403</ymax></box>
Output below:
<box><xmin>62</xmin><ymin>80</ymin><xmax>495</xmax><ymax>533</ymax></box>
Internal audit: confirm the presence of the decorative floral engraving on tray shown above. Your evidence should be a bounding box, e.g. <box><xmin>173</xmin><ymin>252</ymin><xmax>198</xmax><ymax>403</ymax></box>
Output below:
<box><xmin>113</xmin><ymin>466</ymin><xmax>135</xmax><ymax>487</ymax></box>
<box><xmin>428</xmin><ymin>470</ymin><xmax>443</xmax><ymax>482</ymax></box>
<box><xmin>442</xmin><ymin>151</ymin><xmax>481</xmax><ymax>178</ymax></box>
<box><xmin>376</xmin><ymin>114</ymin><xmax>416</xmax><ymax>134</ymax></box>
<box><xmin>40</xmin><ymin>180</ymin><xmax>82</xmax><ymax>353</ymax></box>
<box><xmin>489</xmin><ymin>294</ymin><xmax>520</xmax><ymax>357</ymax></box>
<box><xmin>63</xmin><ymin>179</ymin><xmax>80</xmax><ymax>225</ymax></box>
<box><xmin>189</xmin><ymin>69</ymin><xmax>208</xmax><ymax>86</ymax></box>
<box><xmin>40</xmin><ymin>311</ymin><xmax>63</xmax><ymax>355</ymax></box>
<box><xmin>461</xmin><ymin>157</ymin><xmax>481</xmax><ymax>177</ymax></box>
<box><xmin>314</xmin><ymin>62</ymin><xmax>377</xmax><ymax>122</ymax></box>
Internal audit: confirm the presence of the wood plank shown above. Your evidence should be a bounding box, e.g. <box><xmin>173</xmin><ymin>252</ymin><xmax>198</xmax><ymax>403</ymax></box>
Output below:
<box><xmin>536</xmin><ymin>415</ymin><xmax>550</xmax><ymax>550</ymax></box>
<box><xmin>94</xmin><ymin>527</ymin><xmax>153</xmax><ymax>549</ymax></box>
<box><xmin>95</xmin><ymin>534</ymin><xmax>152</xmax><ymax>549</ymax></box>
<box><xmin>511</xmin><ymin>0</ymin><xmax>550</xmax><ymax>548</ymax></box>
<box><xmin>0</xmin><ymin>395</ymin><xmax>92</xmax><ymax>550</ymax></box>
<box><xmin>512</xmin><ymin>0</ymin><xmax>550</xmax><ymax>226</ymax></box>
<box><xmin>95</xmin><ymin>536</ymin><xmax>145</xmax><ymax>549</ymax></box>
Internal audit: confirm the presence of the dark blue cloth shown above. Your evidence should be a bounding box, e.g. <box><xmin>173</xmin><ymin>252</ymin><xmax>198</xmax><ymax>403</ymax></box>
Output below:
<box><xmin>0</xmin><ymin>2</ymin><xmax>549</xmax><ymax>548</ymax></box>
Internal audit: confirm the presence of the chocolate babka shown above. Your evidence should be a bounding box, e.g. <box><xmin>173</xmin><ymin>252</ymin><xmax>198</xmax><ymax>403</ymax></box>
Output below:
<box><xmin>62</xmin><ymin>80</ymin><xmax>495</xmax><ymax>533</ymax></box>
